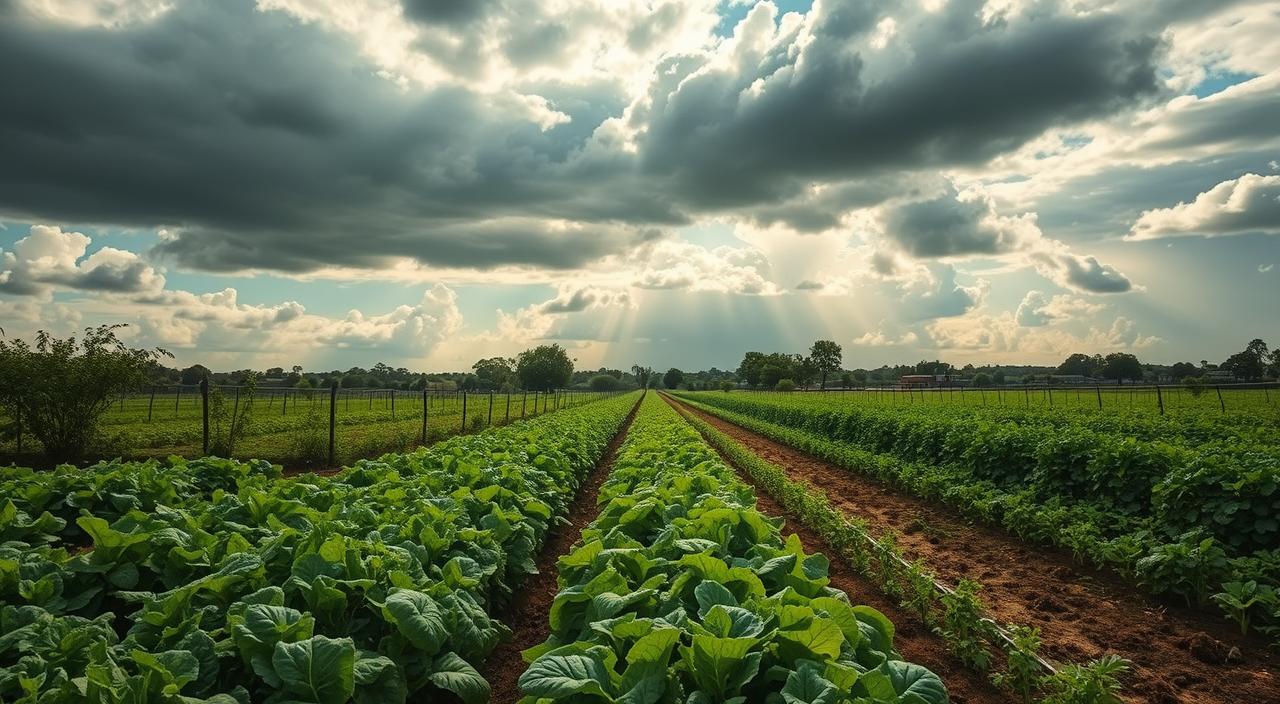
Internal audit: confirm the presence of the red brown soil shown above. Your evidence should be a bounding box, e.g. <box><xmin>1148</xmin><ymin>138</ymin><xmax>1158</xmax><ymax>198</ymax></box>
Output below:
<box><xmin>667</xmin><ymin>395</ymin><xmax>1280</xmax><ymax>704</ymax></box>
<box><xmin>482</xmin><ymin>398</ymin><xmax>641</xmax><ymax>704</ymax></box>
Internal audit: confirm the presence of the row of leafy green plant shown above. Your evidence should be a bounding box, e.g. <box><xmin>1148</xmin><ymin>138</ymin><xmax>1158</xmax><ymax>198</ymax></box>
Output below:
<box><xmin>675</xmin><ymin>393</ymin><xmax>1280</xmax><ymax>644</ymax></box>
<box><xmin>0</xmin><ymin>392</ymin><xmax>640</xmax><ymax>703</ymax></box>
<box><xmin>675</xmin><ymin>401</ymin><xmax>1127</xmax><ymax>704</ymax></box>
<box><xmin>518</xmin><ymin>393</ymin><xmax>950</xmax><ymax>703</ymax></box>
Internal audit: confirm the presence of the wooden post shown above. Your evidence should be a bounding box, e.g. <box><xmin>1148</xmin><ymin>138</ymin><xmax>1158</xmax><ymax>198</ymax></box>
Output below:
<box><xmin>14</xmin><ymin>402</ymin><xmax>21</xmax><ymax>454</ymax></box>
<box><xmin>1156</xmin><ymin>385</ymin><xmax>1164</xmax><ymax>415</ymax></box>
<box><xmin>391</xmin><ymin>390</ymin><xmax>396</xmax><ymax>420</ymax></box>
<box><xmin>282</xmin><ymin>391</ymin><xmax>288</xmax><ymax>416</ymax></box>
<box><xmin>421</xmin><ymin>388</ymin><xmax>428</xmax><ymax>443</ymax></box>
<box><xmin>1095</xmin><ymin>386</ymin><xmax>1102</xmax><ymax>410</ymax></box>
<box><xmin>521</xmin><ymin>392</ymin><xmax>527</xmax><ymax>418</ymax></box>
<box><xmin>200</xmin><ymin>378</ymin><xmax>210</xmax><ymax>455</ymax></box>
<box><xmin>461</xmin><ymin>391</ymin><xmax>468</xmax><ymax>432</ymax></box>
<box><xmin>147</xmin><ymin>386</ymin><xmax>156</xmax><ymax>423</ymax></box>
<box><xmin>487</xmin><ymin>392</ymin><xmax>494</xmax><ymax>427</ymax></box>
<box><xmin>328</xmin><ymin>383</ymin><xmax>337</xmax><ymax>467</ymax></box>
<box><xmin>175</xmin><ymin>387</ymin><xmax>181</xmax><ymax>415</ymax></box>
<box><xmin>1047</xmin><ymin>387</ymin><xmax>1053</xmax><ymax>407</ymax></box>
<box><xmin>1216</xmin><ymin>386</ymin><xmax>1225</xmax><ymax>413</ymax></box>
<box><xmin>505</xmin><ymin>393</ymin><xmax>511</xmax><ymax>424</ymax></box>
<box><xmin>1024</xmin><ymin>387</ymin><xmax>1029</xmax><ymax>407</ymax></box>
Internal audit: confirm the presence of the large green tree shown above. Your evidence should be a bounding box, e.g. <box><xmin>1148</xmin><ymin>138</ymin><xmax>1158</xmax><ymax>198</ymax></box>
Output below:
<box><xmin>1100</xmin><ymin>352</ymin><xmax>1143</xmax><ymax>383</ymax></box>
<box><xmin>808</xmin><ymin>340</ymin><xmax>843</xmax><ymax>390</ymax></box>
<box><xmin>1057</xmin><ymin>353</ymin><xmax>1103</xmax><ymax>377</ymax></box>
<box><xmin>516</xmin><ymin>344</ymin><xmax>574</xmax><ymax>391</ymax></box>
<box><xmin>663</xmin><ymin>368</ymin><xmax>684</xmax><ymax>389</ymax></box>
<box><xmin>0</xmin><ymin>325</ymin><xmax>170</xmax><ymax>462</ymax></box>
<box><xmin>471</xmin><ymin>356</ymin><xmax>516</xmax><ymax>390</ymax></box>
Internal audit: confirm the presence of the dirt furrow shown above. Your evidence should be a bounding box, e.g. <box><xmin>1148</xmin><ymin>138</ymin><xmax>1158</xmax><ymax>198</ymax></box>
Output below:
<box><xmin>667</xmin><ymin>396</ymin><xmax>1280</xmax><ymax>704</ymax></box>
<box><xmin>481</xmin><ymin>399</ymin><xmax>640</xmax><ymax>704</ymax></box>
<box><xmin>664</xmin><ymin>395</ymin><xmax>1012</xmax><ymax>704</ymax></box>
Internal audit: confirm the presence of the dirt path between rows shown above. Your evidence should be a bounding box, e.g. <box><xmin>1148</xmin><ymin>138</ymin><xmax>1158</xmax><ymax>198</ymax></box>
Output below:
<box><xmin>667</xmin><ymin>396</ymin><xmax>1280</xmax><ymax>704</ymax></box>
<box><xmin>664</xmin><ymin>396</ymin><xmax>1012</xmax><ymax>704</ymax></box>
<box><xmin>482</xmin><ymin>399</ymin><xmax>641</xmax><ymax>704</ymax></box>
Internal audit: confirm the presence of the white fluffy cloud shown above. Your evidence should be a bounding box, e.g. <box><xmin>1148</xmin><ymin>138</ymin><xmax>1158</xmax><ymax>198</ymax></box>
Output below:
<box><xmin>927</xmin><ymin>312</ymin><xmax>1159</xmax><ymax>357</ymax></box>
<box><xmin>1015</xmin><ymin>290</ymin><xmax>1106</xmax><ymax>327</ymax></box>
<box><xmin>1128</xmin><ymin>173</ymin><xmax>1280</xmax><ymax>240</ymax></box>
<box><xmin>631</xmin><ymin>240</ymin><xmax>782</xmax><ymax>295</ymax></box>
<box><xmin>0</xmin><ymin>225</ymin><xmax>164</xmax><ymax>299</ymax></box>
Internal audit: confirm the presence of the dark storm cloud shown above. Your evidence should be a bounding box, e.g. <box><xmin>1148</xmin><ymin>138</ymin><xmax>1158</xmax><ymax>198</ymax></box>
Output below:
<box><xmin>632</xmin><ymin>0</ymin><xmax>1164</xmax><ymax>209</ymax></box>
<box><xmin>0</xmin><ymin>0</ymin><xmax>1176</xmax><ymax>276</ymax></box>
<box><xmin>881</xmin><ymin>193</ymin><xmax>1023</xmax><ymax>257</ymax></box>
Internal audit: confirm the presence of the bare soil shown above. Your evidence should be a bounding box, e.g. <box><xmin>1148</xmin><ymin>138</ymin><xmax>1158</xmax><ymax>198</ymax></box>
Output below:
<box><xmin>482</xmin><ymin>399</ymin><xmax>641</xmax><ymax>704</ymax></box>
<box><xmin>668</xmin><ymin>395</ymin><xmax>1280</xmax><ymax>704</ymax></box>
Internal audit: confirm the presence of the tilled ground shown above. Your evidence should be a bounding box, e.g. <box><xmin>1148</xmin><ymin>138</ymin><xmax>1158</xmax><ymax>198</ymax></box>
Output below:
<box><xmin>481</xmin><ymin>400</ymin><xmax>640</xmax><ymax>704</ymax></box>
<box><xmin>667</xmin><ymin>396</ymin><xmax>1280</xmax><ymax>704</ymax></box>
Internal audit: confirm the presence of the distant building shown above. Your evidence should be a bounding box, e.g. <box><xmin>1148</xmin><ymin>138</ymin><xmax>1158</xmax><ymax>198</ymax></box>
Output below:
<box><xmin>1050</xmin><ymin>374</ymin><xmax>1093</xmax><ymax>385</ymax></box>
<box><xmin>1205</xmin><ymin>370</ymin><xmax>1236</xmax><ymax>381</ymax></box>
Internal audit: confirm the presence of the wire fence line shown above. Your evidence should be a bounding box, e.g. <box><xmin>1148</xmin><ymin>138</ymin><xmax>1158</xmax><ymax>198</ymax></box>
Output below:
<box><xmin>2</xmin><ymin>383</ymin><xmax>627</xmax><ymax>467</ymax></box>
<box><xmin>736</xmin><ymin>381</ymin><xmax>1279</xmax><ymax>416</ymax></box>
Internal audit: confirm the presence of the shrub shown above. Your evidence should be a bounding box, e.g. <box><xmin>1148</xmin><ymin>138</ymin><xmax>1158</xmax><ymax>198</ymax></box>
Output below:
<box><xmin>0</xmin><ymin>325</ymin><xmax>169</xmax><ymax>463</ymax></box>
<box><xmin>775</xmin><ymin>378</ymin><xmax>796</xmax><ymax>392</ymax></box>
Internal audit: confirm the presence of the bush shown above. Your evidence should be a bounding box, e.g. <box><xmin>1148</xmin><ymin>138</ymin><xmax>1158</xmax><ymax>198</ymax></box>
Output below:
<box><xmin>0</xmin><ymin>324</ymin><xmax>169</xmax><ymax>463</ymax></box>
<box><xmin>588</xmin><ymin>374</ymin><xmax>621</xmax><ymax>391</ymax></box>
<box><xmin>775</xmin><ymin>378</ymin><xmax>796</xmax><ymax>391</ymax></box>
<box><xmin>720</xmin><ymin>380</ymin><xmax>735</xmax><ymax>392</ymax></box>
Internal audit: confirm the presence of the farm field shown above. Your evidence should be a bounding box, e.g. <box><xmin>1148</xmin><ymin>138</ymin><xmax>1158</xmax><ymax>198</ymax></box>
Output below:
<box><xmin>0</xmin><ymin>388</ymin><xmax>607</xmax><ymax>469</ymax></box>
<box><xmin>669</xmin><ymin>389</ymin><xmax>1280</xmax><ymax>700</ymax></box>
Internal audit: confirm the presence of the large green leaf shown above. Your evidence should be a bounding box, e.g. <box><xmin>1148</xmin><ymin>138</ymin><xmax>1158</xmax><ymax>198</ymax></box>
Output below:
<box><xmin>427</xmin><ymin>652</ymin><xmax>489</xmax><ymax>704</ymax></box>
<box><xmin>884</xmin><ymin>661</ymin><xmax>948</xmax><ymax>704</ymax></box>
<box><xmin>519</xmin><ymin>646</ymin><xmax>616</xmax><ymax>700</ymax></box>
<box><xmin>271</xmin><ymin>635</ymin><xmax>357</xmax><ymax>704</ymax></box>
<box><xmin>381</xmin><ymin>589</ymin><xmax>447</xmax><ymax>654</ymax></box>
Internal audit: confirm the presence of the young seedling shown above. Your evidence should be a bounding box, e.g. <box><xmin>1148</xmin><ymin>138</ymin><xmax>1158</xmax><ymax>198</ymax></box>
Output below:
<box><xmin>992</xmin><ymin>624</ymin><xmax>1043</xmax><ymax>703</ymax></box>
<box><xmin>1211</xmin><ymin>580</ymin><xmax>1277</xmax><ymax>636</ymax></box>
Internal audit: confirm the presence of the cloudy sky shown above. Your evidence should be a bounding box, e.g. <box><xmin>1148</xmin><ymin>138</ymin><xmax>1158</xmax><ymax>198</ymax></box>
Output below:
<box><xmin>1</xmin><ymin>0</ymin><xmax>1277</xmax><ymax>372</ymax></box>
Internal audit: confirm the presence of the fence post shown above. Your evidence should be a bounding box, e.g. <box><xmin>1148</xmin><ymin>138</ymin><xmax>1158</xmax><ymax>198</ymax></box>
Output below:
<box><xmin>14</xmin><ymin>401</ymin><xmax>20</xmax><ymax>454</ymax></box>
<box><xmin>1156</xmin><ymin>385</ymin><xmax>1164</xmax><ymax>415</ymax></box>
<box><xmin>505</xmin><ymin>393</ymin><xmax>511</xmax><ymax>424</ymax></box>
<box><xmin>1216</xmin><ymin>386</ymin><xmax>1225</xmax><ymax>413</ymax></box>
<box><xmin>147</xmin><ymin>386</ymin><xmax>156</xmax><ymax>423</ymax></box>
<box><xmin>200</xmin><ymin>378</ymin><xmax>210</xmax><ymax>455</ymax></box>
<box><xmin>522</xmin><ymin>392</ymin><xmax>527</xmax><ymax>418</ymax></box>
<box><xmin>1024</xmin><ymin>387</ymin><xmax>1029</xmax><ymax>407</ymax></box>
<box><xmin>461</xmin><ymin>391</ymin><xmax>468</xmax><ymax>432</ymax></box>
<box><xmin>328</xmin><ymin>382</ymin><xmax>337</xmax><ymax>467</ymax></box>
<box><xmin>427</xmin><ymin>389</ymin><xmax>437</xmax><ymax>445</ymax></box>
<box><xmin>1095</xmin><ymin>386</ymin><xmax>1102</xmax><ymax>410</ymax></box>
<box><xmin>283</xmin><ymin>391</ymin><xmax>288</xmax><ymax>416</ymax></box>
<box><xmin>175</xmin><ymin>387</ymin><xmax>181</xmax><ymax>415</ymax></box>
<box><xmin>391</xmin><ymin>390</ymin><xmax>396</xmax><ymax>420</ymax></box>
<box><xmin>487</xmin><ymin>392</ymin><xmax>494</xmax><ymax>427</ymax></box>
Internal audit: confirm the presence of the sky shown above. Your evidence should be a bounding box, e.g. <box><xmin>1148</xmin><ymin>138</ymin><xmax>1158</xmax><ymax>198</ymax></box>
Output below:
<box><xmin>0</xmin><ymin>0</ymin><xmax>1277</xmax><ymax>373</ymax></box>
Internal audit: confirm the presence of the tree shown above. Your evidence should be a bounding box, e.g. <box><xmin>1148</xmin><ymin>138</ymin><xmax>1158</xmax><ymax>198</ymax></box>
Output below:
<box><xmin>1100</xmin><ymin>352</ymin><xmax>1143</xmax><ymax>383</ymax></box>
<box><xmin>1222</xmin><ymin>339</ymin><xmax>1270</xmax><ymax>380</ymax></box>
<box><xmin>973</xmin><ymin>372</ymin><xmax>992</xmax><ymax>387</ymax></box>
<box><xmin>472</xmin><ymin>356</ymin><xmax>516</xmax><ymax>390</ymax></box>
<box><xmin>0</xmin><ymin>325</ymin><xmax>170</xmax><ymax>462</ymax></box>
<box><xmin>992</xmin><ymin>371</ymin><xmax>1006</xmax><ymax>385</ymax></box>
<box><xmin>663</xmin><ymin>368</ymin><xmax>684</xmax><ymax>389</ymax></box>
<box><xmin>1057</xmin><ymin>353</ymin><xmax>1102</xmax><ymax>377</ymax></box>
<box><xmin>180</xmin><ymin>364</ymin><xmax>211</xmax><ymax>385</ymax></box>
<box><xmin>589</xmin><ymin>374</ymin><xmax>621</xmax><ymax>391</ymax></box>
<box><xmin>630</xmin><ymin>365</ymin><xmax>654</xmax><ymax>389</ymax></box>
<box><xmin>1168</xmin><ymin>362</ymin><xmax>1198</xmax><ymax>380</ymax></box>
<box><xmin>840</xmin><ymin>372</ymin><xmax>853</xmax><ymax>389</ymax></box>
<box><xmin>516</xmin><ymin>344</ymin><xmax>574</xmax><ymax>391</ymax></box>
<box><xmin>776</xmin><ymin>378</ymin><xmax>796</xmax><ymax>391</ymax></box>
<box><xmin>737</xmin><ymin>352</ymin><xmax>766</xmax><ymax>388</ymax></box>
<box><xmin>808</xmin><ymin>340</ymin><xmax>843</xmax><ymax>390</ymax></box>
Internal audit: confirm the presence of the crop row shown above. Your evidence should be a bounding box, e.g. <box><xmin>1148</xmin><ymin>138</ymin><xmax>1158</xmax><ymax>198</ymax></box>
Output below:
<box><xmin>673</xmin><ymin>400</ymin><xmax>1127</xmax><ymax>702</ymax></box>
<box><xmin>518</xmin><ymin>393</ymin><xmax>948</xmax><ymax>703</ymax></box>
<box><xmin>675</xmin><ymin>393</ymin><xmax>1280</xmax><ymax>642</ymax></box>
<box><xmin>0</xmin><ymin>392</ymin><xmax>640</xmax><ymax>703</ymax></box>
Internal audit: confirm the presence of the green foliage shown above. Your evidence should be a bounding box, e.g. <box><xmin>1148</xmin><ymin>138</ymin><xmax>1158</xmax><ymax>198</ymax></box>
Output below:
<box><xmin>1038</xmin><ymin>655</ymin><xmax>1129</xmax><ymax>704</ymax></box>
<box><xmin>588</xmin><ymin>374</ymin><xmax>621</xmax><ymax>391</ymax></box>
<box><xmin>992</xmin><ymin>624</ymin><xmax>1042</xmax><ymax>703</ymax></box>
<box><xmin>1211</xmin><ymin>580</ymin><xmax>1277</xmax><ymax>636</ymax></box>
<box><xmin>0</xmin><ymin>325</ymin><xmax>170</xmax><ymax>462</ymax></box>
<box><xmin>516</xmin><ymin>344</ymin><xmax>574</xmax><ymax>392</ymax></box>
<box><xmin>207</xmin><ymin>374</ymin><xmax>258</xmax><ymax>457</ymax></box>
<box><xmin>776</xmin><ymin>379</ymin><xmax>796</xmax><ymax>392</ymax></box>
<box><xmin>519</xmin><ymin>395</ymin><xmax>947</xmax><ymax>704</ymax></box>
<box><xmin>808</xmin><ymin>340</ymin><xmax>843</xmax><ymax>389</ymax></box>
<box><xmin>936</xmin><ymin>580</ymin><xmax>995</xmax><ymax>672</ymax></box>
<box><xmin>0</xmin><ymin>393</ymin><xmax>641</xmax><ymax>702</ymax></box>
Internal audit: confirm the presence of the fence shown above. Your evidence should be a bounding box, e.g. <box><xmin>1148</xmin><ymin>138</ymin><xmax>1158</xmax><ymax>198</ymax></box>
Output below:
<box><xmin>3</xmin><ymin>383</ymin><xmax>625</xmax><ymax>467</ymax></box>
<box><xmin>741</xmin><ymin>381</ymin><xmax>1279</xmax><ymax>416</ymax></box>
